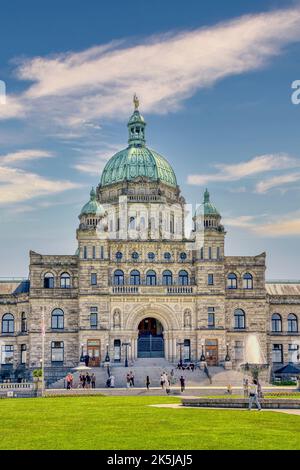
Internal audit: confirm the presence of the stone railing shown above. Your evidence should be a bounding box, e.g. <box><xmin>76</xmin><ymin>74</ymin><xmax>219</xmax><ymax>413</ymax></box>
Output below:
<box><xmin>0</xmin><ymin>383</ymin><xmax>33</xmax><ymax>390</ymax></box>
<box><xmin>111</xmin><ymin>285</ymin><xmax>194</xmax><ymax>295</ymax></box>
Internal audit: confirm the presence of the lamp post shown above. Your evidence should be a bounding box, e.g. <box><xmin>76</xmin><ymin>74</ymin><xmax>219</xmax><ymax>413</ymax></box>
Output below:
<box><xmin>225</xmin><ymin>342</ymin><xmax>231</xmax><ymax>362</ymax></box>
<box><xmin>200</xmin><ymin>341</ymin><xmax>205</xmax><ymax>362</ymax></box>
<box><xmin>80</xmin><ymin>343</ymin><xmax>84</xmax><ymax>363</ymax></box>
<box><xmin>104</xmin><ymin>343</ymin><xmax>111</xmax><ymax>377</ymax></box>
<box><xmin>122</xmin><ymin>342</ymin><xmax>131</xmax><ymax>367</ymax></box>
<box><xmin>177</xmin><ymin>341</ymin><xmax>184</xmax><ymax>367</ymax></box>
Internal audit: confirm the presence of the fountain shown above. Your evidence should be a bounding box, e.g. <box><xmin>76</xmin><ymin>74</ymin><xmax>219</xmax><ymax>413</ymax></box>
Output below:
<box><xmin>240</xmin><ymin>334</ymin><xmax>269</xmax><ymax>381</ymax></box>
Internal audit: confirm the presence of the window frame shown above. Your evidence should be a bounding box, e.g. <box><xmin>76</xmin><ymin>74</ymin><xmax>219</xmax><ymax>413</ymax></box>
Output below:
<box><xmin>234</xmin><ymin>309</ymin><xmax>246</xmax><ymax>330</ymax></box>
<box><xmin>51</xmin><ymin>308</ymin><xmax>64</xmax><ymax>330</ymax></box>
<box><xmin>2</xmin><ymin>314</ymin><xmax>14</xmax><ymax>334</ymax></box>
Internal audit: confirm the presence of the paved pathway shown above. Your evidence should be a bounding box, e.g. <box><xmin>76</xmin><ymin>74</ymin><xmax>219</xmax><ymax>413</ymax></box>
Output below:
<box><xmin>149</xmin><ymin>403</ymin><xmax>300</xmax><ymax>415</ymax></box>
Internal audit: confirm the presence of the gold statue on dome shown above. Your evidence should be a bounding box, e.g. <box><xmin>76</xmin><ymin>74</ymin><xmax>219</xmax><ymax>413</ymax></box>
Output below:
<box><xmin>133</xmin><ymin>93</ymin><xmax>139</xmax><ymax>110</ymax></box>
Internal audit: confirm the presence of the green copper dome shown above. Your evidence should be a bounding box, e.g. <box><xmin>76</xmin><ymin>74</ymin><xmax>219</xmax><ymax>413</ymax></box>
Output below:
<box><xmin>80</xmin><ymin>188</ymin><xmax>105</xmax><ymax>216</ymax></box>
<box><xmin>100</xmin><ymin>97</ymin><xmax>177</xmax><ymax>188</ymax></box>
<box><xmin>196</xmin><ymin>189</ymin><xmax>220</xmax><ymax>217</ymax></box>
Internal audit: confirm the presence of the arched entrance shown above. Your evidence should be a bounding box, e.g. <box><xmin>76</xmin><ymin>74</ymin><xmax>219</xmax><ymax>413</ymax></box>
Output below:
<box><xmin>138</xmin><ymin>317</ymin><xmax>164</xmax><ymax>358</ymax></box>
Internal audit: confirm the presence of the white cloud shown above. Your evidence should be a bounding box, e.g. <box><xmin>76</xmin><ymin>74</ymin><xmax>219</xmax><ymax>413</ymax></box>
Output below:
<box><xmin>0</xmin><ymin>149</ymin><xmax>53</xmax><ymax>165</ymax></box>
<box><xmin>0</xmin><ymin>165</ymin><xmax>82</xmax><ymax>205</ymax></box>
<box><xmin>255</xmin><ymin>172</ymin><xmax>300</xmax><ymax>193</ymax></box>
<box><xmin>224</xmin><ymin>215</ymin><xmax>257</xmax><ymax>229</ymax></box>
<box><xmin>72</xmin><ymin>144</ymin><xmax>122</xmax><ymax>175</ymax></box>
<box><xmin>224</xmin><ymin>211</ymin><xmax>300</xmax><ymax>237</ymax></box>
<box><xmin>187</xmin><ymin>154</ymin><xmax>298</xmax><ymax>185</ymax></box>
<box><xmin>254</xmin><ymin>218</ymin><xmax>300</xmax><ymax>237</ymax></box>
<box><xmin>1</xmin><ymin>6</ymin><xmax>300</xmax><ymax>130</ymax></box>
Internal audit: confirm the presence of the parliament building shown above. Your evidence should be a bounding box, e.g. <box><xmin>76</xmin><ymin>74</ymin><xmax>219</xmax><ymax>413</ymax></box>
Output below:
<box><xmin>1</xmin><ymin>99</ymin><xmax>300</xmax><ymax>383</ymax></box>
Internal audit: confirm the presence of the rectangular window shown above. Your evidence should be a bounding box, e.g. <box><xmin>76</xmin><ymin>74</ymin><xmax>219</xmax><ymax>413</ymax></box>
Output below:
<box><xmin>217</xmin><ymin>247</ymin><xmax>220</xmax><ymax>259</ymax></box>
<box><xmin>272</xmin><ymin>344</ymin><xmax>283</xmax><ymax>363</ymax></box>
<box><xmin>91</xmin><ymin>273</ymin><xmax>97</xmax><ymax>286</ymax></box>
<box><xmin>51</xmin><ymin>341</ymin><xmax>64</xmax><ymax>363</ymax></box>
<box><xmin>100</xmin><ymin>246</ymin><xmax>104</xmax><ymax>259</ymax></box>
<box><xmin>208</xmin><ymin>247</ymin><xmax>212</xmax><ymax>259</ymax></box>
<box><xmin>1</xmin><ymin>345</ymin><xmax>13</xmax><ymax>365</ymax></box>
<box><xmin>288</xmin><ymin>344</ymin><xmax>299</xmax><ymax>363</ymax></box>
<box><xmin>83</xmin><ymin>246</ymin><xmax>87</xmax><ymax>259</ymax></box>
<box><xmin>208</xmin><ymin>307</ymin><xmax>215</xmax><ymax>328</ymax></box>
<box><xmin>92</xmin><ymin>246</ymin><xmax>96</xmax><ymax>259</ymax></box>
<box><xmin>21</xmin><ymin>344</ymin><xmax>27</xmax><ymax>364</ymax></box>
<box><xmin>208</xmin><ymin>274</ymin><xmax>214</xmax><ymax>285</ymax></box>
<box><xmin>90</xmin><ymin>307</ymin><xmax>98</xmax><ymax>329</ymax></box>
<box><xmin>200</xmin><ymin>247</ymin><xmax>204</xmax><ymax>260</ymax></box>
<box><xmin>184</xmin><ymin>339</ymin><xmax>191</xmax><ymax>362</ymax></box>
<box><xmin>114</xmin><ymin>339</ymin><xmax>121</xmax><ymax>362</ymax></box>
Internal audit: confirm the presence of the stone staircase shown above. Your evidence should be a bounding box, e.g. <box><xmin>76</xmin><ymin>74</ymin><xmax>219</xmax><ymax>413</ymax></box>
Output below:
<box><xmin>49</xmin><ymin>359</ymin><xmax>249</xmax><ymax>389</ymax></box>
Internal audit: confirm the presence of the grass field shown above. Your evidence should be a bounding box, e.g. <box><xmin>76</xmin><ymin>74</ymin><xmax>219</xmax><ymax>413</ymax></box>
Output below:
<box><xmin>0</xmin><ymin>396</ymin><xmax>300</xmax><ymax>450</ymax></box>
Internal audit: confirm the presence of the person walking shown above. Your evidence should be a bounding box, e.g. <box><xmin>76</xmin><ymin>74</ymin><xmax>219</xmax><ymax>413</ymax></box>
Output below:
<box><xmin>165</xmin><ymin>378</ymin><xmax>171</xmax><ymax>395</ymax></box>
<box><xmin>160</xmin><ymin>373</ymin><xmax>165</xmax><ymax>389</ymax></box>
<box><xmin>130</xmin><ymin>371</ymin><xmax>135</xmax><ymax>387</ymax></box>
<box><xmin>66</xmin><ymin>373</ymin><xmax>72</xmax><ymax>390</ymax></box>
<box><xmin>146</xmin><ymin>376</ymin><xmax>150</xmax><ymax>390</ymax></box>
<box><xmin>110</xmin><ymin>375</ymin><xmax>115</xmax><ymax>388</ymax></box>
<box><xmin>86</xmin><ymin>372</ymin><xmax>91</xmax><ymax>389</ymax></box>
<box><xmin>91</xmin><ymin>373</ymin><xmax>96</xmax><ymax>389</ymax></box>
<box><xmin>248</xmin><ymin>379</ymin><xmax>262</xmax><ymax>411</ymax></box>
<box><xmin>126</xmin><ymin>373</ymin><xmax>131</xmax><ymax>388</ymax></box>
<box><xmin>82</xmin><ymin>373</ymin><xmax>86</xmax><ymax>389</ymax></box>
<box><xmin>243</xmin><ymin>378</ymin><xmax>249</xmax><ymax>398</ymax></box>
<box><xmin>180</xmin><ymin>375</ymin><xmax>185</xmax><ymax>393</ymax></box>
<box><xmin>84</xmin><ymin>354</ymin><xmax>90</xmax><ymax>367</ymax></box>
<box><xmin>227</xmin><ymin>383</ymin><xmax>232</xmax><ymax>395</ymax></box>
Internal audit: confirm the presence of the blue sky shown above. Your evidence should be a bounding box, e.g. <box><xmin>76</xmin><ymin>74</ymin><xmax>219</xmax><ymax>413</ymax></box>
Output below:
<box><xmin>1</xmin><ymin>0</ymin><xmax>300</xmax><ymax>278</ymax></box>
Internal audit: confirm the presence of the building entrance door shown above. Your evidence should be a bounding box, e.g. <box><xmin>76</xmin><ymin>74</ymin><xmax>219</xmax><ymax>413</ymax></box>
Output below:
<box><xmin>205</xmin><ymin>339</ymin><xmax>218</xmax><ymax>366</ymax></box>
<box><xmin>87</xmin><ymin>340</ymin><xmax>100</xmax><ymax>367</ymax></box>
<box><xmin>137</xmin><ymin>318</ymin><xmax>164</xmax><ymax>358</ymax></box>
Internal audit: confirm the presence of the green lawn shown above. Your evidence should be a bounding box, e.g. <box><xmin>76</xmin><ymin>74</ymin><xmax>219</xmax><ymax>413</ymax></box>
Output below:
<box><xmin>0</xmin><ymin>396</ymin><xmax>299</xmax><ymax>450</ymax></box>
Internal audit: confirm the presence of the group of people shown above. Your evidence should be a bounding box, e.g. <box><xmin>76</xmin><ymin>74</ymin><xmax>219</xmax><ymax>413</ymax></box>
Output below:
<box><xmin>226</xmin><ymin>378</ymin><xmax>262</xmax><ymax>410</ymax></box>
<box><xmin>78</xmin><ymin>372</ymin><xmax>96</xmax><ymax>389</ymax></box>
<box><xmin>176</xmin><ymin>362</ymin><xmax>195</xmax><ymax>371</ymax></box>
<box><xmin>126</xmin><ymin>371</ymin><xmax>135</xmax><ymax>387</ymax></box>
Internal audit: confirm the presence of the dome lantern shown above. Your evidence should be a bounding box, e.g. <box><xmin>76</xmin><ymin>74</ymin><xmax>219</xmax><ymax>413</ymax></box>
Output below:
<box><xmin>127</xmin><ymin>94</ymin><xmax>146</xmax><ymax>147</ymax></box>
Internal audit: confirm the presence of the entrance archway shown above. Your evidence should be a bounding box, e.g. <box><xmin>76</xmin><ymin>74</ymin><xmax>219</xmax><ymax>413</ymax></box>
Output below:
<box><xmin>138</xmin><ymin>317</ymin><xmax>164</xmax><ymax>358</ymax></box>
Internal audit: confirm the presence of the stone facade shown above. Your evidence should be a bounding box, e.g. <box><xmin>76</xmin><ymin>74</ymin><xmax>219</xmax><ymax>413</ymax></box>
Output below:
<box><xmin>1</xmin><ymin>103</ymin><xmax>300</xmax><ymax>382</ymax></box>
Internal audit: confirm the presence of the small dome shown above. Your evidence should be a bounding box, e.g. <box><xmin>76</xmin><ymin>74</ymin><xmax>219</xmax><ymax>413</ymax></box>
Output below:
<box><xmin>80</xmin><ymin>188</ymin><xmax>105</xmax><ymax>216</ymax></box>
<box><xmin>195</xmin><ymin>189</ymin><xmax>220</xmax><ymax>217</ymax></box>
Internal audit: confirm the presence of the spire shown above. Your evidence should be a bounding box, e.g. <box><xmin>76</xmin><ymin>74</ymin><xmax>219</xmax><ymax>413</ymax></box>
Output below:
<box><xmin>127</xmin><ymin>95</ymin><xmax>146</xmax><ymax>147</ymax></box>
<box><xmin>133</xmin><ymin>93</ymin><xmax>139</xmax><ymax>110</ymax></box>
<box><xmin>90</xmin><ymin>187</ymin><xmax>96</xmax><ymax>200</ymax></box>
<box><xmin>204</xmin><ymin>188</ymin><xmax>210</xmax><ymax>203</ymax></box>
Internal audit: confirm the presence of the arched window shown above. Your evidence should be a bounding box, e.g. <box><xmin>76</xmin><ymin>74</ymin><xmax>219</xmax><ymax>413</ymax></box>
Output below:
<box><xmin>130</xmin><ymin>270</ymin><xmax>140</xmax><ymax>285</ymax></box>
<box><xmin>113</xmin><ymin>270</ymin><xmax>124</xmax><ymax>285</ymax></box>
<box><xmin>288</xmin><ymin>314</ymin><xmax>298</xmax><ymax>333</ymax></box>
<box><xmin>2</xmin><ymin>314</ymin><xmax>14</xmax><ymax>333</ymax></box>
<box><xmin>129</xmin><ymin>216</ymin><xmax>136</xmax><ymax>230</ymax></box>
<box><xmin>44</xmin><ymin>272</ymin><xmax>54</xmax><ymax>289</ymax></box>
<box><xmin>271</xmin><ymin>313</ymin><xmax>282</xmax><ymax>332</ymax></box>
<box><xmin>234</xmin><ymin>309</ymin><xmax>245</xmax><ymax>329</ymax></box>
<box><xmin>131</xmin><ymin>252</ymin><xmax>139</xmax><ymax>260</ymax></box>
<box><xmin>243</xmin><ymin>273</ymin><xmax>253</xmax><ymax>289</ymax></box>
<box><xmin>51</xmin><ymin>309</ymin><xmax>64</xmax><ymax>330</ymax></box>
<box><xmin>162</xmin><ymin>270</ymin><xmax>173</xmax><ymax>286</ymax></box>
<box><xmin>146</xmin><ymin>270</ymin><xmax>157</xmax><ymax>286</ymax></box>
<box><xmin>227</xmin><ymin>273</ymin><xmax>237</xmax><ymax>289</ymax></box>
<box><xmin>60</xmin><ymin>272</ymin><xmax>70</xmax><ymax>289</ymax></box>
<box><xmin>164</xmin><ymin>252</ymin><xmax>171</xmax><ymax>260</ymax></box>
<box><xmin>115</xmin><ymin>251</ymin><xmax>123</xmax><ymax>260</ymax></box>
<box><xmin>21</xmin><ymin>312</ymin><xmax>27</xmax><ymax>333</ymax></box>
<box><xmin>178</xmin><ymin>270</ymin><xmax>189</xmax><ymax>286</ymax></box>
<box><xmin>148</xmin><ymin>252</ymin><xmax>155</xmax><ymax>260</ymax></box>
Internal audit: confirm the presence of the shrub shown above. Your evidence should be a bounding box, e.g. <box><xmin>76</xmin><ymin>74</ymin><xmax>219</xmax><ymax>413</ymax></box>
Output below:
<box><xmin>32</xmin><ymin>369</ymin><xmax>43</xmax><ymax>378</ymax></box>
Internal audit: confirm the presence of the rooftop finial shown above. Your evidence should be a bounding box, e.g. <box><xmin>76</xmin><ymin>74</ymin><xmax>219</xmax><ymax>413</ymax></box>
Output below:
<box><xmin>133</xmin><ymin>93</ymin><xmax>139</xmax><ymax>111</ymax></box>
<box><xmin>204</xmin><ymin>188</ymin><xmax>210</xmax><ymax>203</ymax></box>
